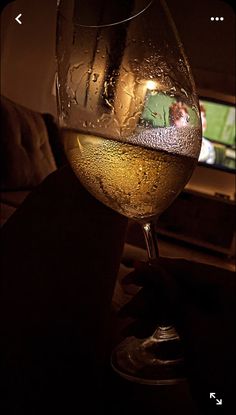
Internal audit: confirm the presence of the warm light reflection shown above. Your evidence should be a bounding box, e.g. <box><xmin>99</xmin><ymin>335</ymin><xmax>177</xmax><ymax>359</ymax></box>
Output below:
<box><xmin>146</xmin><ymin>80</ymin><xmax>157</xmax><ymax>90</ymax></box>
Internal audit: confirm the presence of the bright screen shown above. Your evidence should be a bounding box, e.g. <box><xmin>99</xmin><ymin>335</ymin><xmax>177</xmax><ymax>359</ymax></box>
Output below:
<box><xmin>199</xmin><ymin>99</ymin><xmax>236</xmax><ymax>171</ymax></box>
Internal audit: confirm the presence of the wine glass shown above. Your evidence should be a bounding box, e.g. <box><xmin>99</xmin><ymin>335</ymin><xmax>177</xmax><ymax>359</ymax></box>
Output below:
<box><xmin>56</xmin><ymin>0</ymin><xmax>202</xmax><ymax>385</ymax></box>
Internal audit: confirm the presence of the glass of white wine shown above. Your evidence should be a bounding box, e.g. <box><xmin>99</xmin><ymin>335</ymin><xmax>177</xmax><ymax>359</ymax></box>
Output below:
<box><xmin>56</xmin><ymin>0</ymin><xmax>202</xmax><ymax>385</ymax></box>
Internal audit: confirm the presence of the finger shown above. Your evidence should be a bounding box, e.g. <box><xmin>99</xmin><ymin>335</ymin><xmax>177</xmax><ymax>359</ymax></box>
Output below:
<box><xmin>121</xmin><ymin>260</ymin><xmax>165</xmax><ymax>286</ymax></box>
<box><xmin>118</xmin><ymin>288</ymin><xmax>151</xmax><ymax>318</ymax></box>
<box><xmin>123</xmin><ymin>259</ymin><xmax>180</xmax><ymax>296</ymax></box>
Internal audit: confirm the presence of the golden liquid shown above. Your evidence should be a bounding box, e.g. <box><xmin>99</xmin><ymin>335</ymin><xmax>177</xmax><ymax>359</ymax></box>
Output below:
<box><xmin>62</xmin><ymin>129</ymin><xmax>198</xmax><ymax>221</ymax></box>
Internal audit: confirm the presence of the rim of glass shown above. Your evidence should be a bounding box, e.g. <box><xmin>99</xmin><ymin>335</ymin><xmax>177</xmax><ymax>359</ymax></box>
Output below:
<box><xmin>62</xmin><ymin>0</ymin><xmax>154</xmax><ymax>28</ymax></box>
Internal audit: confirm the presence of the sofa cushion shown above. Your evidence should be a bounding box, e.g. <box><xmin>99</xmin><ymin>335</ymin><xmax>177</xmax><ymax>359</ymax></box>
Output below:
<box><xmin>0</xmin><ymin>95</ymin><xmax>57</xmax><ymax>190</ymax></box>
<box><xmin>0</xmin><ymin>190</ymin><xmax>30</xmax><ymax>226</ymax></box>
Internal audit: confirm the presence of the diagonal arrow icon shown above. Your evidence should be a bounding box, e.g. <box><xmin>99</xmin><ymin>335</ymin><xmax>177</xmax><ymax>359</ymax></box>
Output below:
<box><xmin>210</xmin><ymin>393</ymin><xmax>216</xmax><ymax>399</ymax></box>
<box><xmin>15</xmin><ymin>13</ymin><xmax>22</xmax><ymax>24</ymax></box>
<box><xmin>216</xmin><ymin>399</ymin><xmax>222</xmax><ymax>405</ymax></box>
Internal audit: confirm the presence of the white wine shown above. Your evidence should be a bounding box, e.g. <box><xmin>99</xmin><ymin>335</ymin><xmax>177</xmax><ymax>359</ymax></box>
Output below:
<box><xmin>62</xmin><ymin>128</ymin><xmax>200</xmax><ymax>221</ymax></box>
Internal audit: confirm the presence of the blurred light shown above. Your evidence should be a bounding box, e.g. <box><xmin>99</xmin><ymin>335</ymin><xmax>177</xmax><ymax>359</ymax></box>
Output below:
<box><xmin>146</xmin><ymin>80</ymin><xmax>157</xmax><ymax>90</ymax></box>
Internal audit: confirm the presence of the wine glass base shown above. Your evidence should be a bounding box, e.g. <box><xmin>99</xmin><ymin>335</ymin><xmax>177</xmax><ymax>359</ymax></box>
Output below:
<box><xmin>111</xmin><ymin>330</ymin><xmax>186</xmax><ymax>385</ymax></box>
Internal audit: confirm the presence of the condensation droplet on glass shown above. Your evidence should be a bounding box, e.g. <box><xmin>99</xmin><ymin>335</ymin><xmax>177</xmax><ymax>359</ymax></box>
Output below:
<box><xmin>92</xmin><ymin>73</ymin><xmax>99</xmax><ymax>82</ymax></box>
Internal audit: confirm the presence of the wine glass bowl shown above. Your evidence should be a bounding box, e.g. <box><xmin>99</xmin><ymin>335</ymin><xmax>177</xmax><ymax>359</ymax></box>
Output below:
<box><xmin>56</xmin><ymin>0</ymin><xmax>202</xmax><ymax>385</ymax></box>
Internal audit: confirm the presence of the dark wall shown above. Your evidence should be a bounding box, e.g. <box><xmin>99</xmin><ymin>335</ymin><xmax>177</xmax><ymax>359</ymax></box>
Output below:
<box><xmin>167</xmin><ymin>0</ymin><xmax>235</xmax><ymax>96</ymax></box>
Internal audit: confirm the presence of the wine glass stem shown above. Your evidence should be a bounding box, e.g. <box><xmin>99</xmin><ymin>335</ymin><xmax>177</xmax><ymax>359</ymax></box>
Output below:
<box><xmin>142</xmin><ymin>221</ymin><xmax>179</xmax><ymax>340</ymax></box>
<box><xmin>142</xmin><ymin>222</ymin><xmax>159</xmax><ymax>261</ymax></box>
